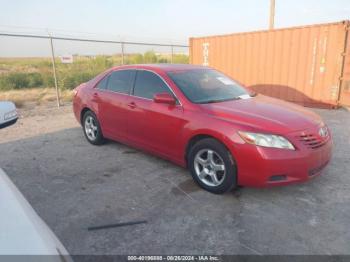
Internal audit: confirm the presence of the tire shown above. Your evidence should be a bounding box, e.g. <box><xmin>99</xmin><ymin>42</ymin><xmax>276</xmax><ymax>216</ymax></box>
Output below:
<box><xmin>82</xmin><ymin>110</ymin><xmax>105</xmax><ymax>145</ymax></box>
<box><xmin>188</xmin><ymin>138</ymin><xmax>237</xmax><ymax>194</ymax></box>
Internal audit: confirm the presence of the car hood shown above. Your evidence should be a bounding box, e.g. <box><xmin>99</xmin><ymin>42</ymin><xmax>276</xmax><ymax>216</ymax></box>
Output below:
<box><xmin>199</xmin><ymin>95</ymin><xmax>323</xmax><ymax>134</ymax></box>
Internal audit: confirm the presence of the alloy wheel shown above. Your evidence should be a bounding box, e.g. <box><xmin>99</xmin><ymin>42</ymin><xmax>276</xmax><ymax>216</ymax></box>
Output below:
<box><xmin>194</xmin><ymin>149</ymin><xmax>226</xmax><ymax>187</ymax></box>
<box><xmin>84</xmin><ymin>116</ymin><xmax>98</xmax><ymax>141</ymax></box>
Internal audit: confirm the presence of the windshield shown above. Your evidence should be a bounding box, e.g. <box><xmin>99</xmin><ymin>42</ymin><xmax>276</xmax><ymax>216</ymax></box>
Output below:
<box><xmin>167</xmin><ymin>69</ymin><xmax>249</xmax><ymax>104</ymax></box>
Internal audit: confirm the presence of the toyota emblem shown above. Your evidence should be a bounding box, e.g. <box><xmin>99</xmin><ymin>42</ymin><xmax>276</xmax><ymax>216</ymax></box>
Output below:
<box><xmin>319</xmin><ymin>126</ymin><xmax>328</xmax><ymax>137</ymax></box>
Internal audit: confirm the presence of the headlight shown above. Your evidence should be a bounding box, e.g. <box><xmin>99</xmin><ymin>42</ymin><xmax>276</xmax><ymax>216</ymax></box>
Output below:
<box><xmin>4</xmin><ymin>110</ymin><xmax>17</xmax><ymax>121</ymax></box>
<box><xmin>238</xmin><ymin>131</ymin><xmax>295</xmax><ymax>150</ymax></box>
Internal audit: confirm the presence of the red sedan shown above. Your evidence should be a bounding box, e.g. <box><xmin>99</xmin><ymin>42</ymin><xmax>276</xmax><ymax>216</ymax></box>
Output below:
<box><xmin>73</xmin><ymin>64</ymin><xmax>332</xmax><ymax>194</ymax></box>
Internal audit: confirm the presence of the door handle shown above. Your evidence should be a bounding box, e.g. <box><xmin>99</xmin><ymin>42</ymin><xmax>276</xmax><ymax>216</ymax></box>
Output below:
<box><xmin>128</xmin><ymin>102</ymin><xmax>136</xmax><ymax>109</ymax></box>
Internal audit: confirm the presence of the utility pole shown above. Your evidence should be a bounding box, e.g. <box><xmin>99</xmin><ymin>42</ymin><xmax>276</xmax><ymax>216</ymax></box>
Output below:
<box><xmin>269</xmin><ymin>0</ymin><xmax>275</xmax><ymax>30</ymax></box>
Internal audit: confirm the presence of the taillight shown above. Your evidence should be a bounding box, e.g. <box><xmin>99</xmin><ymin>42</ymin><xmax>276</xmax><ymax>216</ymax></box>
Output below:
<box><xmin>73</xmin><ymin>83</ymin><xmax>85</xmax><ymax>96</ymax></box>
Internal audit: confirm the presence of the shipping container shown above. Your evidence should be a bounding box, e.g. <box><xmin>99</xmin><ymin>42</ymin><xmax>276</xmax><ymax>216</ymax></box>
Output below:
<box><xmin>190</xmin><ymin>21</ymin><xmax>350</xmax><ymax>108</ymax></box>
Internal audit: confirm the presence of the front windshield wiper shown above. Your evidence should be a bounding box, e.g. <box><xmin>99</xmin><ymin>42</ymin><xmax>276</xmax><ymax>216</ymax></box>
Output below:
<box><xmin>197</xmin><ymin>96</ymin><xmax>242</xmax><ymax>104</ymax></box>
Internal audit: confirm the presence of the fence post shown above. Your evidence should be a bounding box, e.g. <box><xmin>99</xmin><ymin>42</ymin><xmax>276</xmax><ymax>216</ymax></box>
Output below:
<box><xmin>171</xmin><ymin>45</ymin><xmax>174</xmax><ymax>64</ymax></box>
<box><xmin>48</xmin><ymin>32</ymin><xmax>60</xmax><ymax>108</ymax></box>
<box><xmin>121</xmin><ymin>42</ymin><xmax>125</xmax><ymax>65</ymax></box>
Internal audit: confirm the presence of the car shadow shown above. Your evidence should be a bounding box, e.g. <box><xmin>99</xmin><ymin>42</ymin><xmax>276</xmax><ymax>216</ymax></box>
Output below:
<box><xmin>249</xmin><ymin>84</ymin><xmax>338</xmax><ymax>109</ymax></box>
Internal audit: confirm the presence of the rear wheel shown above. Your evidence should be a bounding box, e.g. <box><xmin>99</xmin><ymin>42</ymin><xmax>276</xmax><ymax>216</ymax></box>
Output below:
<box><xmin>82</xmin><ymin>111</ymin><xmax>105</xmax><ymax>145</ymax></box>
<box><xmin>188</xmin><ymin>138</ymin><xmax>237</xmax><ymax>194</ymax></box>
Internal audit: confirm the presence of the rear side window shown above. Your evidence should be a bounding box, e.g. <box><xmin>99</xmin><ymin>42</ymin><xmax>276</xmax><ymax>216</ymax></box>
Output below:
<box><xmin>106</xmin><ymin>70</ymin><xmax>135</xmax><ymax>94</ymax></box>
<box><xmin>133</xmin><ymin>70</ymin><xmax>172</xmax><ymax>99</ymax></box>
<box><xmin>96</xmin><ymin>75</ymin><xmax>108</xmax><ymax>90</ymax></box>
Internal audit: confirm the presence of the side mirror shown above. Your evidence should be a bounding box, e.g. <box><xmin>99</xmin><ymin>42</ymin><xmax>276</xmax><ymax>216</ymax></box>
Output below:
<box><xmin>153</xmin><ymin>93</ymin><xmax>176</xmax><ymax>105</ymax></box>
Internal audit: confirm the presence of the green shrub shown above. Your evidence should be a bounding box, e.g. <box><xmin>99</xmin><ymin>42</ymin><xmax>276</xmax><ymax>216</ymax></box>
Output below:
<box><xmin>173</xmin><ymin>54</ymin><xmax>189</xmax><ymax>64</ymax></box>
<box><xmin>0</xmin><ymin>76</ymin><xmax>14</xmax><ymax>90</ymax></box>
<box><xmin>144</xmin><ymin>51</ymin><xmax>157</xmax><ymax>63</ymax></box>
<box><xmin>0</xmin><ymin>72</ymin><xmax>46</xmax><ymax>90</ymax></box>
<box><xmin>158</xmin><ymin>58</ymin><xmax>169</xmax><ymax>63</ymax></box>
<box><xmin>128</xmin><ymin>54</ymin><xmax>144</xmax><ymax>64</ymax></box>
<box><xmin>7</xmin><ymin>73</ymin><xmax>30</xmax><ymax>89</ymax></box>
<box><xmin>28</xmin><ymin>73</ymin><xmax>44</xmax><ymax>87</ymax></box>
<box><xmin>42</xmin><ymin>74</ymin><xmax>55</xmax><ymax>88</ymax></box>
<box><xmin>92</xmin><ymin>56</ymin><xmax>113</xmax><ymax>70</ymax></box>
<box><xmin>61</xmin><ymin>72</ymin><xmax>94</xmax><ymax>90</ymax></box>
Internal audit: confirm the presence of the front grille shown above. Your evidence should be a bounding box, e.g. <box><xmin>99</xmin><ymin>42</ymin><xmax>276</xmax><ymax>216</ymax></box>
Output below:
<box><xmin>297</xmin><ymin>132</ymin><xmax>329</xmax><ymax>149</ymax></box>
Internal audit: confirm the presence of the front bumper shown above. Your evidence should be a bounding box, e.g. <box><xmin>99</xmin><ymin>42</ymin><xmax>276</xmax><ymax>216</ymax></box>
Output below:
<box><xmin>0</xmin><ymin>117</ymin><xmax>18</xmax><ymax>129</ymax></box>
<box><xmin>233</xmin><ymin>136</ymin><xmax>333</xmax><ymax>187</ymax></box>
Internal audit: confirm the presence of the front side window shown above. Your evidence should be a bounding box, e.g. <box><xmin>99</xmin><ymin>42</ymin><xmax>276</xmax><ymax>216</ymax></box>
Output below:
<box><xmin>167</xmin><ymin>69</ymin><xmax>249</xmax><ymax>104</ymax></box>
<box><xmin>133</xmin><ymin>70</ymin><xmax>172</xmax><ymax>99</ymax></box>
<box><xmin>106</xmin><ymin>70</ymin><xmax>135</xmax><ymax>94</ymax></box>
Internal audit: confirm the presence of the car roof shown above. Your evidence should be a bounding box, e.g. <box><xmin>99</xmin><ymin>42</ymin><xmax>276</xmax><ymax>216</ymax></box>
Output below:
<box><xmin>110</xmin><ymin>64</ymin><xmax>208</xmax><ymax>72</ymax></box>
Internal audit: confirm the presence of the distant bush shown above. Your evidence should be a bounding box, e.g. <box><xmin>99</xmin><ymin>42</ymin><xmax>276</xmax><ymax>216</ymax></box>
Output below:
<box><xmin>0</xmin><ymin>76</ymin><xmax>14</xmax><ymax>90</ymax></box>
<box><xmin>61</xmin><ymin>72</ymin><xmax>95</xmax><ymax>90</ymax></box>
<box><xmin>144</xmin><ymin>51</ymin><xmax>158</xmax><ymax>63</ymax></box>
<box><xmin>0</xmin><ymin>73</ymin><xmax>29</xmax><ymax>90</ymax></box>
<box><xmin>126</xmin><ymin>54</ymin><xmax>144</xmax><ymax>64</ymax></box>
<box><xmin>0</xmin><ymin>72</ymin><xmax>46</xmax><ymax>90</ymax></box>
<box><xmin>28</xmin><ymin>73</ymin><xmax>44</xmax><ymax>87</ymax></box>
<box><xmin>42</xmin><ymin>74</ymin><xmax>55</xmax><ymax>88</ymax></box>
<box><xmin>173</xmin><ymin>54</ymin><xmax>189</xmax><ymax>64</ymax></box>
<box><xmin>158</xmin><ymin>58</ymin><xmax>169</xmax><ymax>63</ymax></box>
<box><xmin>93</xmin><ymin>56</ymin><xmax>113</xmax><ymax>69</ymax></box>
<box><xmin>7</xmin><ymin>73</ymin><xmax>30</xmax><ymax>89</ymax></box>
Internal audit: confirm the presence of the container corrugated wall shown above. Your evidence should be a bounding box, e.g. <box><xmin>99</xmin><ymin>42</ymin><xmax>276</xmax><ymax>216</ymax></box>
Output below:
<box><xmin>190</xmin><ymin>21</ymin><xmax>350</xmax><ymax>108</ymax></box>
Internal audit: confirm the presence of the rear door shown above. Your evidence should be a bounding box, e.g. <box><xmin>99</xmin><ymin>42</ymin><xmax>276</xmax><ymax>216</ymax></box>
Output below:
<box><xmin>94</xmin><ymin>69</ymin><xmax>135</xmax><ymax>140</ymax></box>
<box><xmin>127</xmin><ymin>70</ymin><xmax>185</xmax><ymax>159</ymax></box>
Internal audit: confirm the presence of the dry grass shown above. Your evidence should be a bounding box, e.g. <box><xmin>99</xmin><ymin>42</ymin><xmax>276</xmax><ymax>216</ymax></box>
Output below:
<box><xmin>0</xmin><ymin>88</ymin><xmax>73</xmax><ymax>108</ymax></box>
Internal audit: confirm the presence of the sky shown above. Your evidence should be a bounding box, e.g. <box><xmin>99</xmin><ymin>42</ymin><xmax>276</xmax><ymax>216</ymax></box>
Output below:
<box><xmin>0</xmin><ymin>0</ymin><xmax>349</xmax><ymax>57</ymax></box>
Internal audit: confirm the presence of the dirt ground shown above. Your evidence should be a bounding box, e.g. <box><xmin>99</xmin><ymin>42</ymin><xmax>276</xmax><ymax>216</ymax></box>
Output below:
<box><xmin>0</xmin><ymin>102</ymin><xmax>350</xmax><ymax>255</ymax></box>
<box><xmin>0</xmin><ymin>102</ymin><xmax>77</xmax><ymax>143</ymax></box>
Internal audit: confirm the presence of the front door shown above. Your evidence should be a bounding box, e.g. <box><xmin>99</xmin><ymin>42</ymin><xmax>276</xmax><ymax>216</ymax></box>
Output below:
<box><xmin>127</xmin><ymin>70</ymin><xmax>185</xmax><ymax>159</ymax></box>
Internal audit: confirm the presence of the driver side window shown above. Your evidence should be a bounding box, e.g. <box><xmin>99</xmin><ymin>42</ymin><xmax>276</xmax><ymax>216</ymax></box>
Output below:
<box><xmin>133</xmin><ymin>70</ymin><xmax>173</xmax><ymax>99</ymax></box>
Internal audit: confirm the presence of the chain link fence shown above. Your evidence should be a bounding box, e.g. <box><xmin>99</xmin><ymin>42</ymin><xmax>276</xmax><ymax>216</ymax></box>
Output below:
<box><xmin>0</xmin><ymin>32</ymin><xmax>189</xmax><ymax>107</ymax></box>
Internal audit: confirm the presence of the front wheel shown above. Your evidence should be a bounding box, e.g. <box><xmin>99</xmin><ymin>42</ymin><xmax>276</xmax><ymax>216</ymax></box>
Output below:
<box><xmin>82</xmin><ymin>111</ymin><xmax>105</xmax><ymax>145</ymax></box>
<box><xmin>188</xmin><ymin>138</ymin><xmax>237</xmax><ymax>194</ymax></box>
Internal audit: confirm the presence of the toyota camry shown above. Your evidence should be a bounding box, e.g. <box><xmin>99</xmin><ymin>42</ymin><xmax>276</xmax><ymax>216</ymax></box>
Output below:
<box><xmin>73</xmin><ymin>64</ymin><xmax>332</xmax><ymax>194</ymax></box>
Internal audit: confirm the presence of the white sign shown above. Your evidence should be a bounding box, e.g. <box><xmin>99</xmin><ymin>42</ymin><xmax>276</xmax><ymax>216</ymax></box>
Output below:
<box><xmin>60</xmin><ymin>55</ymin><xmax>74</xmax><ymax>64</ymax></box>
